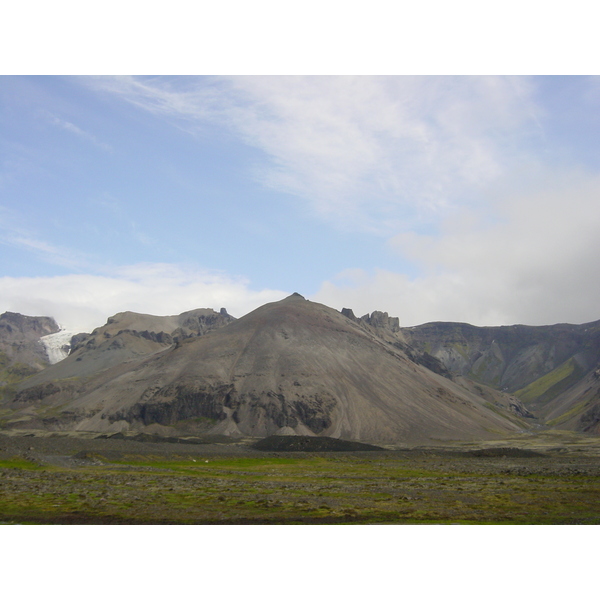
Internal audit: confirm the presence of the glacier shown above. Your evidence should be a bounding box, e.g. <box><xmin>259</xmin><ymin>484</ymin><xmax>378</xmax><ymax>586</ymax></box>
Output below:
<box><xmin>39</xmin><ymin>329</ymin><xmax>75</xmax><ymax>364</ymax></box>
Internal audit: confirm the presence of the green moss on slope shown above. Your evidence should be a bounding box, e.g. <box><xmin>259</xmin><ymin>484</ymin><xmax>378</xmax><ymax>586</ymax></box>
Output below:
<box><xmin>515</xmin><ymin>358</ymin><xmax>582</xmax><ymax>403</ymax></box>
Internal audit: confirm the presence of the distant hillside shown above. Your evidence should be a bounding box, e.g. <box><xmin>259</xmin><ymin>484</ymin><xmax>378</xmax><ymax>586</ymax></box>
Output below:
<box><xmin>401</xmin><ymin>320</ymin><xmax>600</xmax><ymax>433</ymax></box>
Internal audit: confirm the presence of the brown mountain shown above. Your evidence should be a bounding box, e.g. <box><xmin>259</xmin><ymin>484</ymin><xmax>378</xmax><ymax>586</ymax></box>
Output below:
<box><xmin>7</xmin><ymin>295</ymin><xmax>528</xmax><ymax>443</ymax></box>
<box><xmin>0</xmin><ymin>312</ymin><xmax>60</xmax><ymax>401</ymax></box>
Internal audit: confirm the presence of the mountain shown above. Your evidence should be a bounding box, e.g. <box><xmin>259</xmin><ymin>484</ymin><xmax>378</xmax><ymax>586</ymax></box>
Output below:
<box><xmin>5</xmin><ymin>297</ymin><xmax>600</xmax><ymax>441</ymax></box>
<box><xmin>401</xmin><ymin>320</ymin><xmax>600</xmax><ymax>433</ymax></box>
<box><xmin>6</xmin><ymin>295</ymin><xmax>528</xmax><ymax>443</ymax></box>
<box><xmin>0</xmin><ymin>312</ymin><xmax>60</xmax><ymax>400</ymax></box>
<box><xmin>20</xmin><ymin>307</ymin><xmax>235</xmax><ymax>387</ymax></box>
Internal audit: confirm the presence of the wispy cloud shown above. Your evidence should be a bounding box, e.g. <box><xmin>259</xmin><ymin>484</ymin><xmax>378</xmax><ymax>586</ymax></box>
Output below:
<box><xmin>6</xmin><ymin>235</ymin><xmax>87</xmax><ymax>269</ymax></box>
<box><xmin>44</xmin><ymin>111</ymin><xmax>112</xmax><ymax>151</ymax></box>
<box><xmin>0</xmin><ymin>209</ymin><xmax>89</xmax><ymax>270</ymax></box>
<box><xmin>56</xmin><ymin>76</ymin><xmax>600</xmax><ymax>328</ymax></box>
<box><xmin>87</xmin><ymin>76</ymin><xmax>219</xmax><ymax>122</ymax></box>
<box><xmin>88</xmin><ymin>76</ymin><xmax>543</xmax><ymax>233</ymax></box>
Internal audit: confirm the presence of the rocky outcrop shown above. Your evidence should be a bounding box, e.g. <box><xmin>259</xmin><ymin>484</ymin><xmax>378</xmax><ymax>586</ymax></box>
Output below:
<box><xmin>113</xmin><ymin>382</ymin><xmax>338</xmax><ymax>436</ymax></box>
<box><xmin>115</xmin><ymin>383</ymin><xmax>236</xmax><ymax>427</ymax></box>
<box><xmin>341</xmin><ymin>308</ymin><xmax>357</xmax><ymax>321</ymax></box>
<box><xmin>171</xmin><ymin>309</ymin><xmax>235</xmax><ymax>342</ymax></box>
<box><xmin>342</xmin><ymin>308</ymin><xmax>400</xmax><ymax>333</ymax></box>
<box><xmin>360</xmin><ymin>310</ymin><xmax>400</xmax><ymax>333</ymax></box>
<box><xmin>0</xmin><ymin>311</ymin><xmax>59</xmax><ymax>366</ymax></box>
<box><xmin>0</xmin><ymin>312</ymin><xmax>58</xmax><ymax>340</ymax></box>
<box><xmin>12</xmin><ymin>380</ymin><xmax>81</xmax><ymax>404</ymax></box>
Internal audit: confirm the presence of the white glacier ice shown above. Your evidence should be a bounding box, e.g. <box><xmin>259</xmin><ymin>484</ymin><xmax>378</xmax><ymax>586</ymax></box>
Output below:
<box><xmin>39</xmin><ymin>329</ymin><xmax>75</xmax><ymax>364</ymax></box>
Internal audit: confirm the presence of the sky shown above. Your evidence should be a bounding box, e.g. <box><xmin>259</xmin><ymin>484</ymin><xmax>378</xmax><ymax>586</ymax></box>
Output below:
<box><xmin>1</xmin><ymin>74</ymin><xmax>599</xmax><ymax>332</ymax></box>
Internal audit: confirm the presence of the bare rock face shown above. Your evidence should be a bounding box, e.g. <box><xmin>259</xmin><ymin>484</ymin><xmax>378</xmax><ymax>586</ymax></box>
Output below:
<box><xmin>10</xmin><ymin>295</ymin><xmax>528</xmax><ymax>444</ymax></box>
<box><xmin>360</xmin><ymin>310</ymin><xmax>400</xmax><ymax>333</ymax></box>
<box><xmin>0</xmin><ymin>312</ymin><xmax>59</xmax><ymax>365</ymax></box>
<box><xmin>341</xmin><ymin>307</ymin><xmax>401</xmax><ymax>334</ymax></box>
<box><xmin>579</xmin><ymin>403</ymin><xmax>600</xmax><ymax>434</ymax></box>
<box><xmin>341</xmin><ymin>308</ymin><xmax>357</xmax><ymax>321</ymax></box>
<box><xmin>0</xmin><ymin>312</ymin><xmax>61</xmax><ymax>400</ymax></box>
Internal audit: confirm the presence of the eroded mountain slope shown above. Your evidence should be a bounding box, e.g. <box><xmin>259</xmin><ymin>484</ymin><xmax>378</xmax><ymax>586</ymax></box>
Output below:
<box><xmin>8</xmin><ymin>295</ymin><xmax>528</xmax><ymax>443</ymax></box>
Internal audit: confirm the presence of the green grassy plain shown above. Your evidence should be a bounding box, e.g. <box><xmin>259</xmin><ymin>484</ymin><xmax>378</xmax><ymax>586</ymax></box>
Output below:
<box><xmin>1</xmin><ymin>447</ymin><xmax>599</xmax><ymax>524</ymax></box>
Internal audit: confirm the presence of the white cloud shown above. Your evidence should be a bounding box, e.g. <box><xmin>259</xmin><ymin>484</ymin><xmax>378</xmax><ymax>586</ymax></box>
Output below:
<box><xmin>88</xmin><ymin>76</ymin><xmax>542</xmax><ymax>233</ymax></box>
<box><xmin>29</xmin><ymin>76</ymin><xmax>596</xmax><ymax>329</ymax></box>
<box><xmin>314</xmin><ymin>169</ymin><xmax>600</xmax><ymax>327</ymax></box>
<box><xmin>0</xmin><ymin>263</ymin><xmax>288</xmax><ymax>332</ymax></box>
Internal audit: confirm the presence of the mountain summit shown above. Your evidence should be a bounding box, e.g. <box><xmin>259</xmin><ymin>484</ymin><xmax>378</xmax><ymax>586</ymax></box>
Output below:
<box><xmin>9</xmin><ymin>295</ymin><xmax>527</xmax><ymax>443</ymax></box>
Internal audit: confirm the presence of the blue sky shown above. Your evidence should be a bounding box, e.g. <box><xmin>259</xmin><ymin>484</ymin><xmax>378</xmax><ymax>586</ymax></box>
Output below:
<box><xmin>1</xmin><ymin>75</ymin><xmax>600</xmax><ymax>332</ymax></box>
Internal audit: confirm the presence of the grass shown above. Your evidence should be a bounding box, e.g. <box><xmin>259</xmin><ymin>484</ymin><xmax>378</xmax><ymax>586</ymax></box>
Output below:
<box><xmin>1</xmin><ymin>452</ymin><xmax>599</xmax><ymax>524</ymax></box>
<box><xmin>546</xmin><ymin>399</ymin><xmax>591</xmax><ymax>427</ymax></box>
<box><xmin>515</xmin><ymin>358</ymin><xmax>581</xmax><ymax>403</ymax></box>
<box><xmin>0</xmin><ymin>457</ymin><xmax>45</xmax><ymax>470</ymax></box>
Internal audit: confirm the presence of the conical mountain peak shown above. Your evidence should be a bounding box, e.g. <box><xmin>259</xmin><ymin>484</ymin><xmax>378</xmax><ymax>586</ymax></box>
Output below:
<box><xmin>11</xmin><ymin>296</ymin><xmax>527</xmax><ymax>444</ymax></box>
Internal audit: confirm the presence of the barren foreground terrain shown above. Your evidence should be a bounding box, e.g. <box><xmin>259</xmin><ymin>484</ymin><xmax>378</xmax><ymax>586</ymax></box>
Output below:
<box><xmin>1</xmin><ymin>430</ymin><xmax>599</xmax><ymax>524</ymax></box>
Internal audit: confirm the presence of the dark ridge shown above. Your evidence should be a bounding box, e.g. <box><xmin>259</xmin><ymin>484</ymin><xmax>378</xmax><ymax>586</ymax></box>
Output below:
<box><xmin>465</xmin><ymin>447</ymin><xmax>544</xmax><ymax>458</ymax></box>
<box><xmin>252</xmin><ymin>435</ymin><xmax>385</xmax><ymax>452</ymax></box>
<box><xmin>95</xmin><ymin>432</ymin><xmax>234</xmax><ymax>445</ymax></box>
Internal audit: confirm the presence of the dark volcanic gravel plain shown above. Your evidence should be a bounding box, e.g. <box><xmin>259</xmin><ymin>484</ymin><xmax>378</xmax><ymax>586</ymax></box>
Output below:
<box><xmin>1</xmin><ymin>431</ymin><xmax>599</xmax><ymax>524</ymax></box>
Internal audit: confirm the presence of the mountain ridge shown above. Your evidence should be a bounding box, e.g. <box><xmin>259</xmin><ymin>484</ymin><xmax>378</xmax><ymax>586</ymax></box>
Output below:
<box><xmin>400</xmin><ymin>318</ymin><xmax>600</xmax><ymax>432</ymax></box>
<box><xmin>3</xmin><ymin>297</ymin><xmax>600</xmax><ymax>440</ymax></box>
<box><xmin>5</xmin><ymin>295</ymin><xmax>528</xmax><ymax>443</ymax></box>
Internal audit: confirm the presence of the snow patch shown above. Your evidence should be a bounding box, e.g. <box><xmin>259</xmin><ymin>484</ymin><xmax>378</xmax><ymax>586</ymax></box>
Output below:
<box><xmin>40</xmin><ymin>329</ymin><xmax>75</xmax><ymax>364</ymax></box>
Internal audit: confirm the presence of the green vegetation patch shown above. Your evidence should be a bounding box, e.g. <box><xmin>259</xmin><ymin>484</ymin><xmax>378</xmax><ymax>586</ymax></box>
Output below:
<box><xmin>515</xmin><ymin>358</ymin><xmax>581</xmax><ymax>403</ymax></box>
<box><xmin>0</xmin><ymin>457</ymin><xmax>46</xmax><ymax>470</ymax></box>
<box><xmin>451</xmin><ymin>343</ymin><xmax>471</xmax><ymax>360</ymax></box>
<box><xmin>546</xmin><ymin>399</ymin><xmax>591</xmax><ymax>427</ymax></box>
<box><xmin>1</xmin><ymin>452</ymin><xmax>599</xmax><ymax>524</ymax></box>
